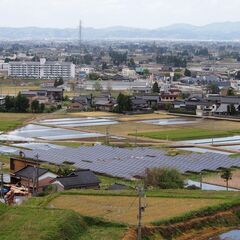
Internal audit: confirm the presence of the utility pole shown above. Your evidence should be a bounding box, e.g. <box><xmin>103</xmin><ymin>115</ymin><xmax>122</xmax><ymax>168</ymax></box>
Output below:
<box><xmin>0</xmin><ymin>163</ymin><xmax>4</xmax><ymax>202</ymax></box>
<box><xmin>135</xmin><ymin>128</ymin><xmax>138</xmax><ymax>147</ymax></box>
<box><xmin>137</xmin><ymin>184</ymin><xmax>146</xmax><ymax>240</ymax></box>
<box><xmin>105</xmin><ymin>126</ymin><xmax>109</xmax><ymax>145</ymax></box>
<box><xmin>200</xmin><ymin>172</ymin><xmax>203</xmax><ymax>190</ymax></box>
<box><xmin>35</xmin><ymin>154</ymin><xmax>39</xmax><ymax>196</ymax></box>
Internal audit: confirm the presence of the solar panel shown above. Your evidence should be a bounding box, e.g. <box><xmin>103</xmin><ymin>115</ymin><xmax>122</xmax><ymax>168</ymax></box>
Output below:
<box><xmin>5</xmin><ymin>145</ymin><xmax>240</xmax><ymax>179</ymax></box>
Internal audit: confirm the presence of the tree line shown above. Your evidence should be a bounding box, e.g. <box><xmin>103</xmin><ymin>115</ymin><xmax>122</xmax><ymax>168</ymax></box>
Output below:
<box><xmin>1</xmin><ymin>93</ymin><xmax>45</xmax><ymax>113</ymax></box>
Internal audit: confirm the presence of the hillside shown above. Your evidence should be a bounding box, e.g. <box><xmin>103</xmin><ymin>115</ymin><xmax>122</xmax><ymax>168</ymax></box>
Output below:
<box><xmin>2</xmin><ymin>22</ymin><xmax>240</xmax><ymax>40</ymax></box>
<box><xmin>0</xmin><ymin>203</ymin><xmax>126</xmax><ymax>240</ymax></box>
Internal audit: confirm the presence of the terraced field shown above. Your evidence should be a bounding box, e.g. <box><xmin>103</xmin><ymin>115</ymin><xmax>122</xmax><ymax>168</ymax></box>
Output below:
<box><xmin>50</xmin><ymin>195</ymin><xmax>224</xmax><ymax>225</ymax></box>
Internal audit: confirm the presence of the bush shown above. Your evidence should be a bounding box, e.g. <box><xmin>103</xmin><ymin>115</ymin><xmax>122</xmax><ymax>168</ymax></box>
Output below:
<box><xmin>186</xmin><ymin>185</ymin><xmax>201</xmax><ymax>190</ymax></box>
<box><xmin>144</xmin><ymin>168</ymin><xmax>184</xmax><ymax>189</ymax></box>
<box><xmin>169</xmin><ymin>108</ymin><xmax>196</xmax><ymax>115</ymax></box>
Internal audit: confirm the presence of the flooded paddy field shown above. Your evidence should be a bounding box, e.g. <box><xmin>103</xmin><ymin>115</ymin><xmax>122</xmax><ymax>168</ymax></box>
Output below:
<box><xmin>0</xmin><ymin>124</ymin><xmax>104</xmax><ymax>141</ymax></box>
<box><xmin>210</xmin><ymin>229</ymin><xmax>240</xmax><ymax>240</ymax></box>
<box><xmin>37</xmin><ymin>117</ymin><xmax>119</xmax><ymax>127</ymax></box>
<box><xmin>141</xmin><ymin>117</ymin><xmax>198</xmax><ymax>126</ymax></box>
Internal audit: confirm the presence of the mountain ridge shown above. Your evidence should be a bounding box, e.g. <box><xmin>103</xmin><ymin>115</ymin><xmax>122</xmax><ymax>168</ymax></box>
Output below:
<box><xmin>1</xmin><ymin>22</ymin><xmax>240</xmax><ymax>40</ymax></box>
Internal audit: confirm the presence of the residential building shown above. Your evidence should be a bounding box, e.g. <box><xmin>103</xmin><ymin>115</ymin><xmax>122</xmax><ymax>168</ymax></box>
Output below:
<box><xmin>160</xmin><ymin>93</ymin><xmax>178</xmax><ymax>102</ymax></box>
<box><xmin>21</xmin><ymin>88</ymin><xmax>64</xmax><ymax>103</ymax></box>
<box><xmin>52</xmin><ymin>170</ymin><xmax>101</xmax><ymax>191</ymax></box>
<box><xmin>8</xmin><ymin>58</ymin><xmax>75</xmax><ymax>79</ymax></box>
<box><xmin>122</xmin><ymin>68</ymin><xmax>136</xmax><ymax>78</ymax></box>
<box><xmin>10</xmin><ymin>157</ymin><xmax>58</xmax><ymax>193</ymax></box>
<box><xmin>69</xmin><ymin>96</ymin><xmax>92</xmax><ymax>111</ymax></box>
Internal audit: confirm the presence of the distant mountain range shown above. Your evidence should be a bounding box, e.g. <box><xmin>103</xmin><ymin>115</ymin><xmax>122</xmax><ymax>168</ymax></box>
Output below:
<box><xmin>2</xmin><ymin>22</ymin><xmax>240</xmax><ymax>41</ymax></box>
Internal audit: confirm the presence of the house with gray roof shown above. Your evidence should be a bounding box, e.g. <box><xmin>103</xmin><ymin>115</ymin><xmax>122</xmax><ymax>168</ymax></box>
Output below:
<box><xmin>52</xmin><ymin>170</ymin><xmax>101</xmax><ymax>191</ymax></box>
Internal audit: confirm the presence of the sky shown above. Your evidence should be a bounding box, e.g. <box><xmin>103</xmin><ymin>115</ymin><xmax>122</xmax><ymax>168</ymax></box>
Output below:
<box><xmin>1</xmin><ymin>0</ymin><xmax>240</xmax><ymax>29</ymax></box>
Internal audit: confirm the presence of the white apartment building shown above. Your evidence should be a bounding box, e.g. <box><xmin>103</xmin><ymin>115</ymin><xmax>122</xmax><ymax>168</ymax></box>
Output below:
<box><xmin>122</xmin><ymin>68</ymin><xmax>136</xmax><ymax>78</ymax></box>
<box><xmin>0</xmin><ymin>60</ymin><xmax>9</xmax><ymax>70</ymax></box>
<box><xmin>80</xmin><ymin>67</ymin><xmax>94</xmax><ymax>75</ymax></box>
<box><xmin>8</xmin><ymin>58</ymin><xmax>75</xmax><ymax>79</ymax></box>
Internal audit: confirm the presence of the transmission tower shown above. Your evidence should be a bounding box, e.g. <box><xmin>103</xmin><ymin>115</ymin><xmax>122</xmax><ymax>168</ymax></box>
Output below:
<box><xmin>79</xmin><ymin>20</ymin><xmax>82</xmax><ymax>54</ymax></box>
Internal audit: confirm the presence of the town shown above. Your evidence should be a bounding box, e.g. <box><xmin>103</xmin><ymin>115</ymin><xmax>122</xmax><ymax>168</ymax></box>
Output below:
<box><xmin>1</xmin><ymin>1</ymin><xmax>240</xmax><ymax>240</ymax></box>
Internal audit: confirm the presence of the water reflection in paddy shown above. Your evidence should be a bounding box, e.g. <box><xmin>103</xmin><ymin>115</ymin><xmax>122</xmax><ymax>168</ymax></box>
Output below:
<box><xmin>141</xmin><ymin>118</ymin><xmax>198</xmax><ymax>125</ymax></box>
<box><xmin>0</xmin><ymin>124</ymin><xmax>104</xmax><ymax>141</ymax></box>
<box><xmin>210</xmin><ymin>229</ymin><xmax>240</xmax><ymax>240</ymax></box>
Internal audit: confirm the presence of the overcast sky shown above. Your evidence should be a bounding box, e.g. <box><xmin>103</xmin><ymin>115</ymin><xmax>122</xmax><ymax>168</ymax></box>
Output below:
<box><xmin>1</xmin><ymin>0</ymin><xmax>240</xmax><ymax>29</ymax></box>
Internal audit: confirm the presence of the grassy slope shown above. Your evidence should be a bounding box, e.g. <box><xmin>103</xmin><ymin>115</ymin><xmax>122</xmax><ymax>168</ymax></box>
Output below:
<box><xmin>0</xmin><ymin>203</ymin><xmax>126</xmax><ymax>240</ymax></box>
<box><xmin>0</xmin><ymin>205</ymin><xmax>85</xmax><ymax>240</ymax></box>
<box><xmin>134</xmin><ymin>128</ymin><xmax>240</xmax><ymax>141</ymax></box>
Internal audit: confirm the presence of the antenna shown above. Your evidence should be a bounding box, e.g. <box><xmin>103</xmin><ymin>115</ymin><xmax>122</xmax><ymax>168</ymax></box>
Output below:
<box><xmin>79</xmin><ymin>20</ymin><xmax>82</xmax><ymax>54</ymax></box>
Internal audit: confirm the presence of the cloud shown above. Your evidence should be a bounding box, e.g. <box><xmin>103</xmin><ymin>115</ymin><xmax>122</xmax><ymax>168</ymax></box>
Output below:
<box><xmin>0</xmin><ymin>0</ymin><xmax>240</xmax><ymax>28</ymax></box>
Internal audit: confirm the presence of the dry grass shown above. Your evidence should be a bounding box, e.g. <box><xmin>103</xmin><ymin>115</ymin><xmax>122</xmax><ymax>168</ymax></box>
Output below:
<box><xmin>50</xmin><ymin>195</ymin><xmax>223</xmax><ymax>225</ymax></box>
<box><xmin>68</xmin><ymin>112</ymin><xmax>119</xmax><ymax>117</ymax></box>
<box><xmin>0</xmin><ymin>85</ymin><xmax>40</xmax><ymax>95</ymax></box>
<box><xmin>81</xmin><ymin>118</ymin><xmax>240</xmax><ymax>137</ymax></box>
<box><xmin>118</xmin><ymin>113</ymin><xmax>174</xmax><ymax>122</ymax></box>
<box><xmin>203</xmin><ymin>170</ymin><xmax>240</xmax><ymax>190</ymax></box>
<box><xmin>192</xmin><ymin>119</ymin><xmax>240</xmax><ymax>132</ymax></box>
<box><xmin>78</xmin><ymin>121</ymin><xmax>165</xmax><ymax>138</ymax></box>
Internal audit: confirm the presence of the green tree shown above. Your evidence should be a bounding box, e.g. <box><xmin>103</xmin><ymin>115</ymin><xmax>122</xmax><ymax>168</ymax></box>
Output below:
<box><xmin>180</xmin><ymin>92</ymin><xmax>190</xmax><ymax>100</ymax></box>
<box><xmin>184</xmin><ymin>68</ymin><xmax>191</xmax><ymax>77</ymax></box>
<box><xmin>227</xmin><ymin>88</ymin><xmax>235</xmax><ymax>96</ymax></box>
<box><xmin>128</xmin><ymin>58</ymin><xmax>136</xmax><ymax>68</ymax></box>
<box><xmin>143</xmin><ymin>68</ymin><xmax>150</xmax><ymax>76</ymax></box>
<box><xmin>173</xmin><ymin>72</ymin><xmax>182</xmax><ymax>81</ymax></box>
<box><xmin>207</xmin><ymin>83</ymin><xmax>220</xmax><ymax>94</ymax></box>
<box><xmin>93</xmin><ymin>79</ymin><xmax>103</xmax><ymax>91</ymax></box>
<box><xmin>116</xmin><ymin>93</ymin><xmax>132</xmax><ymax>113</ymax></box>
<box><xmin>109</xmin><ymin>50</ymin><xmax>127</xmax><ymax>66</ymax></box>
<box><xmin>227</xmin><ymin>104</ymin><xmax>236</xmax><ymax>116</ymax></box>
<box><xmin>57</xmin><ymin>164</ymin><xmax>75</xmax><ymax>176</ymax></box>
<box><xmin>15</xmin><ymin>93</ymin><xmax>29</xmax><ymax>112</ymax></box>
<box><xmin>40</xmin><ymin>103</ymin><xmax>45</xmax><ymax>113</ymax></box>
<box><xmin>83</xmin><ymin>54</ymin><xmax>93</xmax><ymax>65</ymax></box>
<box><xmin>221</xmin><ymin>169</ymin><xmax>232</xmax><ymax>191</ymax></box>
<box><xmin>54</xmin><ymin>77</ymin><xmax>64</xmax><ymax>87</ymax></box>
<box><xmin>102</xmin><ymin>62</ymin><xmax>108</xmax><ymax>70</ymax></box>
<box><xmin>144</xmin><ymin>168</ymin><xmax>184</xmax><ymax>189</ymax></box>
<box><xmin>152</xmin><ymin>82</ymin><xmax>160</xmax><ymax>93</ymax></box>
<box><xmin>88</xmin><ymin>73</ymin><xmax>101</xmax><ymax>80</ymax></box>
<box><xmin>4</xmin><ymin>95</ymin><xmax>15</xmax><ymax>111</ymax></box>
<box><xmin>31</xmin><ymin>100</ymin><xmax>40</xmax><ymax>113</ymax></box>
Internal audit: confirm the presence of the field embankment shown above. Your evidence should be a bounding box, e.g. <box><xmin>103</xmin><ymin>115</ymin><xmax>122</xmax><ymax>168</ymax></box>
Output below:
<box><xmin>124</xmin><ymin>200</ymin><xmax>240</xmax><ymax>240</ymax></box>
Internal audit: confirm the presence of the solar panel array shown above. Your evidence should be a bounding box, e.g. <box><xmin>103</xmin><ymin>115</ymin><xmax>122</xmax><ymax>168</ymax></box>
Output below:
<box><xmin>11</xmin><ymin>145</ymin><xmax>240</xmax><ymax>179</ymax></box>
